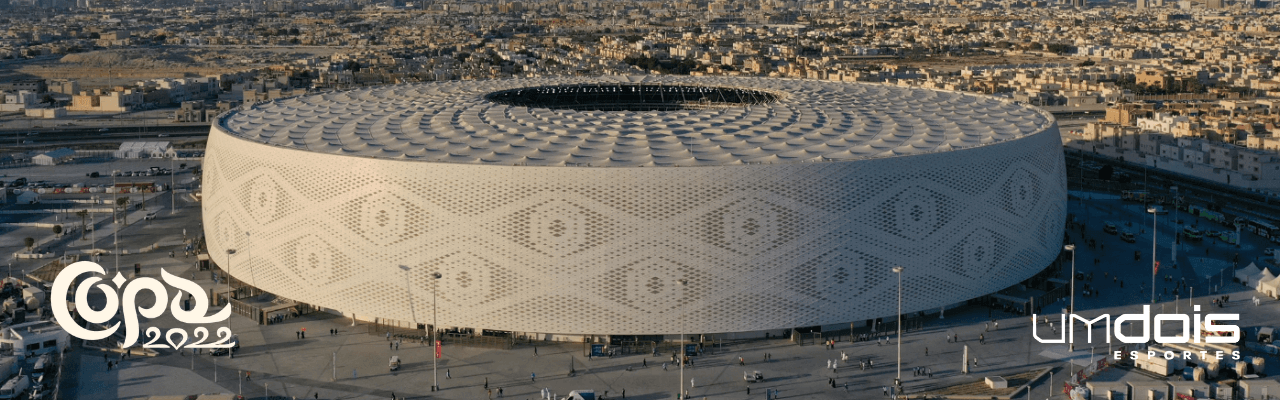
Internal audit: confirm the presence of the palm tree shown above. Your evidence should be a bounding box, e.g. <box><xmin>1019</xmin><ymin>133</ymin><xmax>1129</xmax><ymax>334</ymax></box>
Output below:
<box><xmin>76</xmin><ymin>210</ymin><xmax>88</xmax><ymax>240</ymax></box>
<box><xmin>116</xmin><ymin>197</ymin><xmax>130</xmax><ymax>225</ymax></box>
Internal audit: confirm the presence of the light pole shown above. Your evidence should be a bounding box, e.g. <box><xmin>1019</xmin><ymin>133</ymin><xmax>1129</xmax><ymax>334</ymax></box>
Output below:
<box><xmin>1148</xmin><ymin>207</ymin><xmax>1158</xmax><ymax>304</ymax></box>
<box><xmin>112</xmin><ymin>170</ymin><xmax>119</xmax><ymax>274</ymax></box>
<box><xmin>1064</xmin><ymin>244</ymin><xmax>1076</xmax><ymax>351</ymax></box>
<box><xmin>893</xmin><ymin>266</ymin><xmax>904</xmax><ymax>389</ymax></box>
<box><xmin>678</xmin><ymin>278</ymin><xmax>688</xmax><ymax>400</ymax></box>
<box><xmin>431</xmin><ymin>272</ymin><xmax>441</xmax><ymax>392</ymax></box>
<box><xmin>170</xmin><ymin>156</ymin><xmax>175</xmax><ymax>214</ymax></box>
<box><xmin>226</xmin><ymin>248</ymin><xmax>236</xmax><ymax>358</ymax></box>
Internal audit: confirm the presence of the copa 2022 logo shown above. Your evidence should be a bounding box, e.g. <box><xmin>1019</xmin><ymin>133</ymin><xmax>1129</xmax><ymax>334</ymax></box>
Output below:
<box><xmin>51</xmin><ymin>261</ymin><xmax>235</xmax><ymax>350</ymax></box>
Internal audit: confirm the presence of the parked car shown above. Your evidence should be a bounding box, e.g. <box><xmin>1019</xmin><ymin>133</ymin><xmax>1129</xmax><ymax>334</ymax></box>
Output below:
<box><xmin>1120</xmin><ymin>231</ymin><xmax>1136</xmax><ymax>243</ymax></box>
<box><xmin>1104</xmin><ymin>223</ymin><xmax>1118</xmax><ymax>235</ymax></box>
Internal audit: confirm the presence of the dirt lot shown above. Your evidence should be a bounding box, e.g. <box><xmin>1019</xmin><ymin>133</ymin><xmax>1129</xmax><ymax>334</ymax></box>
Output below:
<box><xmin>0</xmin><ymin>45</ymin><xmax>347</xmax><ymax>86</ymax></box>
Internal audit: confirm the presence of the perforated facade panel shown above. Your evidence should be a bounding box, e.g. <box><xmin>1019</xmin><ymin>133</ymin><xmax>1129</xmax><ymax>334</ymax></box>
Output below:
<box><xmin>202</xmin><ymin>77</ymin><xmax>1066</xmax><ymax>335</ymax></box>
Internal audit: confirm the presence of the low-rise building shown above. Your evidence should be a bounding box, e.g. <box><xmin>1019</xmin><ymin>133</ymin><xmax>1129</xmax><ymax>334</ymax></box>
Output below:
<box><xmin>31</xmin><ymin>148</ymin><xmax>76</xmax><ymax>166</ymax></box>
<box><xmin>69</xmin><ymin>89</ymin><xmax>142</xmax><ymax>113</ymax></box>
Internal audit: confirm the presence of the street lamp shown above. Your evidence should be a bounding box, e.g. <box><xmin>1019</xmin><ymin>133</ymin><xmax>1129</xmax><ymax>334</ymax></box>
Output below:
<box><xmin>1064</xmin><ymin>244</ymin><xmax>1076</xmax><ymax>351</ymax></box>
<box><xmin>1148</xmin><ymin>207</ymin><xmax>1158</xmax><ymax>304</ymax></box>
<box><xmin>677</xmin><ymin>278</ymin><xmax>688</xmax><ymax>400</ymax></box>
<box><xmin>170</xmin><ymin>156</ymin><xmax>176</xmax><ymax>214</ymax></box>
<box><xmin>431</xmin><ymin>272</ymin><xmax>442</xmax><ymax>392</ymax></box>
<box><xmin>225</xmin><ymin>248</ymin><xmax>236</xmax><ymax>359</ymax></box>
<box><xmin>892</xmin><ymin>266</ymin><xmax>904</xmax><ymax>388</ymax></box>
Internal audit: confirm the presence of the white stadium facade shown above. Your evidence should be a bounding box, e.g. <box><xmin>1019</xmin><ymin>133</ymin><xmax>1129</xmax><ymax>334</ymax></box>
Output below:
<box><xmin>202</xmin><ymin>75</ymin><xmax>1066</xmax><ymax>340</ymax></box>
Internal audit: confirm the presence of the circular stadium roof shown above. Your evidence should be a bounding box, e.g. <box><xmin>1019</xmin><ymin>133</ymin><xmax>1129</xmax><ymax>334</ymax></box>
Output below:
<box><xmin>219</xmin><ymin>75</ymin><xmax>1055</xmax><ymax>167</ymax></box>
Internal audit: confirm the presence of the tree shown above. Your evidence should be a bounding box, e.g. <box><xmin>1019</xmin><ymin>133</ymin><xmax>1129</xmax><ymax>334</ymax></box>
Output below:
<box><xmin>39</xmin><ymin>94</ymin><xmax>55</xmax><ymax>104</ymax></box>
<box><xmin>77</xmin><ymin>210</ymin><xmax>89</xmax><ymax>240</ymax></box>
<box><xmin>23</xmin><ymin>237</ymin><xmax>34</xmax><ymax>253</ymax></box>
<box><xmin>1098</xmin><ymin>165</ymin><xmax>1114</xmax><ymax>181</ymax></box>
<box><xmin>1078</xmin><ymin>60</ymin><xmax>1096</xmax><ymax>67</ymax></box>
<box><xmin>116</xmin><ymin>196</ymin><xmax>130</xmax><ymax>225</ymax></box>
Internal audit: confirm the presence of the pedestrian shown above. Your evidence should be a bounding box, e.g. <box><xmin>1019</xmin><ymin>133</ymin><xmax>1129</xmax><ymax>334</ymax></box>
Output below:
<box><xmin>925</xmin><ymin>347</ymin><xmax>928</xmax><ymax>356</ymax></box>
<box><xmin>644</xmin><ymin>358</ymin><xmax>648</xmax><ymax>367</ymax></box>
<box><xmin>246</xmin><ymin>371</ymin><xmax>251</xmax><ymax>381</ymax></box>
<box><xmin>390</xmin><ymin>342</ymin><xmax>393</xmax><ymax>350</ymax></box>
<box><xmin>396</xmin><ymin>342</ymin><xmax>399</xmax><ymax>350</ymax></box>
<box><xmin>485</xmin><ymin>377</ymin><xmax>489</xmax><ymax>389</ymax></box>
<box><xmin>386</xmin><ymin>332</ymin><xmax>391</xmax><ymax>341</ymax></box>
<box><xmin>447</xmin><ymin>369</ymin><xmax>451</xmax><ymax>379</ymax></box>
<box><xmin>985</xmin><ymin>322</ymin><xmax>989</xmax><ymax>331</ymax></box>
<box><xmin>534</xmin><ymin>346</ymin><xmax>538</xmax><ymax>356</ymax></box>
<box><xmin>531</xmin><ymin>372</ymin><xmax>536</xmax><ymax>382</ymax></box>
<box><xmin>297</xmin><ymin>331</ymin><xmax>301</xmax><ymax>339</ymax></box>
<box><xmin>883</xmin><ymin>386</ymin><xmax>888</xmax><ymax>396</ymax></box>
<box><xmin>690</xmin><ymin>378</ymin><xmax>695</xmax><ymax>388</ymax></box>
<box><xmin>622</xmin><ymin>388</ymin><xmax>625</xmax><ymax>398</ymax></box>
<box><xmin>663</xmin><ymin>362</ymin><xmax>668</xmax><ymax>370</ymax></box>
<box><xmin>980</xmin><ymin>333</ymin><xmax>985</xmax><ymax>344</ymax></box>
<box><xmin>739</xmin><ymin>356</ymin><xmax>745</xmax><ymax>366</ymax></box>
<box><xmin>994</xmin><ymin>321</ymin><xmax>999</xmax><ymax>330</ymax></box>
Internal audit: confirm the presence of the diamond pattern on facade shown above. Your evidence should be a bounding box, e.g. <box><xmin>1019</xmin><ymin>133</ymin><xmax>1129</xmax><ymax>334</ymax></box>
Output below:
<box><xmin>202</xmin><ymin>119</ymin><xmax>1066</xmax><ymax>335</ymax></box>
<box><xmin>486</xmin><ymin>199</ymin><xmax>620</xmax><ymax>258</ymax></box>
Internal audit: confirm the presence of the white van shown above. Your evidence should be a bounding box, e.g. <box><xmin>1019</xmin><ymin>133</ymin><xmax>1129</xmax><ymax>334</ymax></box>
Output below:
<box><xmin>0</xmin><ymin>375</ymin><xmax>29</xmax><ymax>399</ymax></box>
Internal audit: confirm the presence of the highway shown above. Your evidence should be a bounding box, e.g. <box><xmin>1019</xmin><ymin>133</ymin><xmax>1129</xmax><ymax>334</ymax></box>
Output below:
<box><xmin>0</xmin><ymin>124</ymin><xmax>211</xmax><ymax>150</ymax></box>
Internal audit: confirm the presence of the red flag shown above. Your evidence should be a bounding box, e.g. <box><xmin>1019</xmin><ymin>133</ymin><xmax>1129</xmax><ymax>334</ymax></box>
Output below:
<box><xmin>435</xmin><ymin>340</ymin><xmax>442</xmax><ymax>359</ymax></box>
<box><xmin>1154</xmin><ymin>261</ymin><xmax>1160</xmax><ymax>274</ymax></box>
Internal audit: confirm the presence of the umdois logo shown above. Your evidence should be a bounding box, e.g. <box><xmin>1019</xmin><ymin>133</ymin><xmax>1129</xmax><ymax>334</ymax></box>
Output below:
<box><xmin>1032</xmin><ymin>305</ymin><xmax>1240</xmax><ymax>345</ymax></box>
<box><xmin>51</xmin><ymin>261</ymin><xmax>235</xmax><ymax>350</ymax></box>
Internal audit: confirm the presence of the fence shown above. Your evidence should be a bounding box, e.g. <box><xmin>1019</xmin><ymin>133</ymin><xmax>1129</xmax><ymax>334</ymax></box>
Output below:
<box><xmin>366</xmin><ymin>319</ymin><xmax>427</xmax><ymax>340</ymax></box>
<box><xmin>226</xmin><ymin>297</ymin><xmax>262</xmax><ymax>324</ymax></box>
<box><xmin>50</xmin><ymin>345</ymin><xmax>64</xmax><ymax>399</ymax></box>
<box><xmin>442</xmin><ymin>332</ymin><xmax>512</xmax><ymax>349</ymax></box>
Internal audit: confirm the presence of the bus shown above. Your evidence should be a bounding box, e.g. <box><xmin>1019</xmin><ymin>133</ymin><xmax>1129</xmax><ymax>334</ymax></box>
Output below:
<box><xmin>1238</xmin><ymin>218</ymin><xmax>1280</xmax><ymax>243</ymax></box>
<box><xmin>1121</xmin><ymin>190</ymin><xmax>1149</xmax><ymax>202</ymax></box>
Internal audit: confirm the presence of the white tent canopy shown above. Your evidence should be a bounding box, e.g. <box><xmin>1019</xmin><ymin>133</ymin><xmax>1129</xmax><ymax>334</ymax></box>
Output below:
<box><xmin>1256</xmin><ymin>268</ymin><xmax>1277</xmax><ymax>289</ymax></box>
<box><xmin>1237</xmin><ymin>263</ymin><xmax>1263</xmax><ymax>284</ymax></box>
<box><xmin>1259</xmin><ymin>275</ymin><xmax>1280</xmax><ymax>299</ymax></box>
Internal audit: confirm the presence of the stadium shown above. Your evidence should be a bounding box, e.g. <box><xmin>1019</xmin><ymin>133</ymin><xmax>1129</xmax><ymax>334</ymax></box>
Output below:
<box><xmin>201</xmin><ymin>75</ymin><xmax>1066</xmax><ymax>340</ymax></box>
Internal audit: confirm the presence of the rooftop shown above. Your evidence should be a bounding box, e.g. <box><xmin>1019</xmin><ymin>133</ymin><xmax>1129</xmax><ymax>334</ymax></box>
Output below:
<box><xmin>218</xmin><ymin>75</ymin><xmax>1056</xmax><ymax>167</ymax></box>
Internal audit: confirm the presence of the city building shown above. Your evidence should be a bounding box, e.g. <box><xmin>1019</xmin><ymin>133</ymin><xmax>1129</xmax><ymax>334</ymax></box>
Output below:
<box><xmin>202</xmin><ymin>76</ymin><xmax>1067</xmax><ymax>340</ymax></box>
